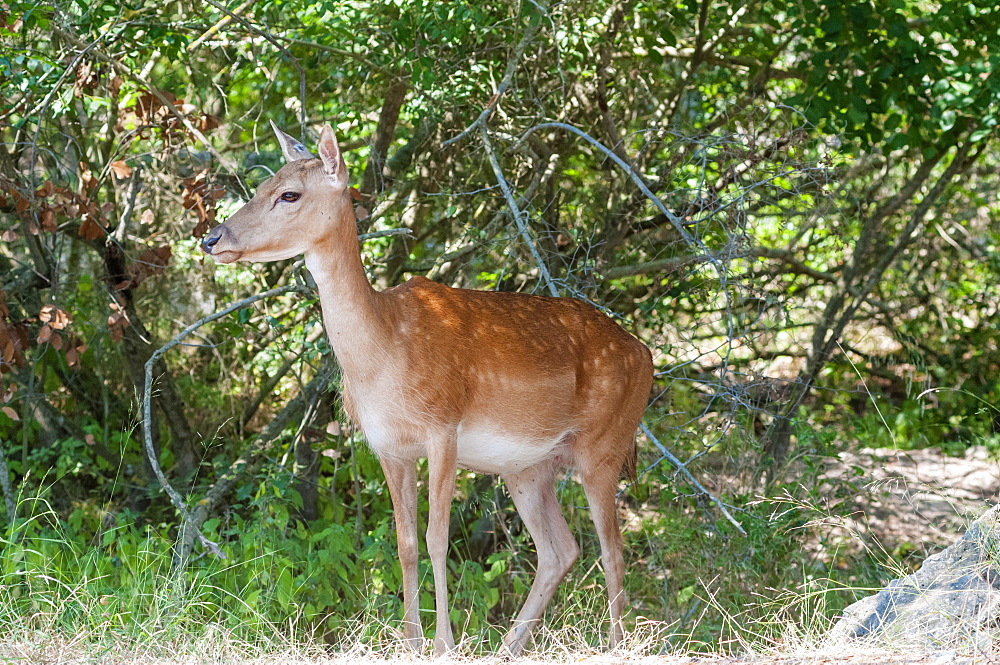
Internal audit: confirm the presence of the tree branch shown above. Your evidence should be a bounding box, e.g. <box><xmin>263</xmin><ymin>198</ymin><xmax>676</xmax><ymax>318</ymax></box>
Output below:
<box><xmin>360</xmin><ymin>75</ymin><xmax>410</xmax><ymax>209</ymax></box>
<box><xmin>479</xmin><ymin>126</ymin><xmax>559</xmax><ymax>297</ymax></box>
<box><xmin>142</xmin><ymin>284</ymin><xmax>309</xmax><ymax>565</ymax></box>
<box><xmin>640</xmin><ymin>422</ymin><xmax>746</xmax><ymax>535</ymax></box>
<box><xmin>442</xmin><ymin>9</ymin><xmax>543</xmax><ymax>148</ymax></box>
<box><xmin>50</xmin><ymin>25</ymin><xmax>239</xmax><ymax>173</ymax></box>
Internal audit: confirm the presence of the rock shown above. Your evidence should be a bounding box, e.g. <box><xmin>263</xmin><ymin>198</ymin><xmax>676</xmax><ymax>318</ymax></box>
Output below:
<box><xmin>828</xmin><ymin>504</ymin><xmax>1000</xmax><ymax>651</ymax></box>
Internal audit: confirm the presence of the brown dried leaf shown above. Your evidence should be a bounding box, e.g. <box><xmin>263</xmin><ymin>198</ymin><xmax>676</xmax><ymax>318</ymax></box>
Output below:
<box><xmin>40</xmin><ymin>208</ymin><xmax>57</xmax><ymax>232</ymax></box>
<box><xmin>354</xmin><ymin>206</ymin><xmax>369</xmax><ymax>221</ymax></box>
<box><xmin>52</xmin><ymin>186</ymin><xmax>74</xmax><ymax>204</ymax></box>
<box><xmin>35</xmin><ymin>181</ymin><xmax>54</xmax><ymax>198</ymax></box>
<box><xmin>107</xmin><ymin>309</ymin><xmax>130</xmax><ymax>343</ymax></box>
<box><xmin>49</xmin><ymin>331</ymin><xmax>63</xmax><ymax>350</ymax></box>
<box><xmin>39</xmin><ymin>304</ymin><xmax>72</xmax><ymax>330</ymax></box>
<box><xmin>80</xmin><ymin>163</ymin><xmax>98</xmax><ymax>192</ymax></box>
<box><xmin>79</xmin><ymin>217</ymin><xmax>104</xmax><ymax>240</ymax></box>
<box><xmin>71</xmin><ymin>340</ymin><xmax>87</xmax><ymax>369</ymax></box>
<box><xmin>182</xmin><ymin>170</ymin><xmax>220</xmax><ymax>234</ymax></box>
<box><xmin>73</xmin><ymin>60</ymin><xmax>99</xmax><ymax>97</ymax></box>
<box><xmin>134</xmin><ymin>90</ymin><xmax>175</xmax><ymax>122</ymax></box>
<box><xmin>198</xmin><ymin>113</ymin><xmax>220</xmax><ymax>132</ymax></box>
<box><xmin>12</xmin><ymin>189</ymin><xmax>28</xmax><ymax>213</ymax></box>
<box><xmin>110</xmin><ymin>160</ymin><xmax>132</xmax><ymax>179</ymax></box>
<box><xmin>0</xmin><ymin>318</ymin><xmax>27</xmax><ymax>372</ymax></box>
<box><xmin>37</xmin><ymin>323</ymin><xmax>52</xmax><ymax>344</ymax></box>
<box><xmin>129</xmin><ymin>245</ymin><xmax>172</xmax><ymax>288</ymax></box>
<box><xmin>192</xmin><ymin>214</ymin><xmax>214</xmax><ymax>239</ymax></box>
<box><xmin>1</xmin><ymin>406</ymin><xmax>17</xmax><ymax>421</ymax></box>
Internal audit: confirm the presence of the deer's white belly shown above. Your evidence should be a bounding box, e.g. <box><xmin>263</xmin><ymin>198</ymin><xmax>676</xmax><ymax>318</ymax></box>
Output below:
<box><xmin>455</xmin><ymin>423</ymin><xmax>568</xmax><ymax>475</ymax></box>
<box><xmin>348</xmin><ymin>377</ymin><xmax>571</xmax><ymax>474</ymax></box>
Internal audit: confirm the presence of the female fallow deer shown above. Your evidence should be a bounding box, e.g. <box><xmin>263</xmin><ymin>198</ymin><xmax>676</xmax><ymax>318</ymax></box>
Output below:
<box><xmin>201</xmin><ymin>122</ymin><xmax>653</xmax><ymax>655</ymax></box>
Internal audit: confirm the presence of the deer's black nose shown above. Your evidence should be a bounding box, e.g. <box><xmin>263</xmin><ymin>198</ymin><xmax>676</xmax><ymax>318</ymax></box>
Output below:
<box><xmin>201</xmin><ymin>228</ymin><xmax>222</xmax><ymax>254</ymax></box>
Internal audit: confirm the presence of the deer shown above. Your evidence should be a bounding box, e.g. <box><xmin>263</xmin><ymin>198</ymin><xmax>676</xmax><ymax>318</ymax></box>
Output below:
<box><xmin>201</xmin><ymin>121</ymin><xmax>653</xmax><ymax>656</ymax></box>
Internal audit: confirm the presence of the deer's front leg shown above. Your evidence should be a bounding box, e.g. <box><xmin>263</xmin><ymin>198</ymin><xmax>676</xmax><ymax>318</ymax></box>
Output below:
<box><xmin>380</xmin><ymin>456</ymin><xmax>422</xmax><ymax>650</ymax></box>
<box><xmin>426</xmin><ymin>433</ymin><xmax>458</xmax><ymax>655</ymax></box>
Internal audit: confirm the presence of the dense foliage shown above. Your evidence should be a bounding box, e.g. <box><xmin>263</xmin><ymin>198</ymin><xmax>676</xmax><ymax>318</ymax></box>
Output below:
<box><xmin>0</xmin><ymin>0</ymin><xmax>998</xmax><ymax>653</ymax></box>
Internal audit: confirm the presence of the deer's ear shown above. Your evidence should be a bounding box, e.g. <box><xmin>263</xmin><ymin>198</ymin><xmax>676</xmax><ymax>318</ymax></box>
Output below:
<box><xmin>317</xmin><ymin>124</ymin><xmax>349</xmax><ymax>189</ymax></box>
<box><xmin>270</xmin><ymin>120</ymin><xmax>314</xmax><ymax>162</ymax></box>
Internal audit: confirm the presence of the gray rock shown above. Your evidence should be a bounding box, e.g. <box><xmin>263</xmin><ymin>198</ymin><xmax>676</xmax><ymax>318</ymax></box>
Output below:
<box><xmin>828</xmin><ymin>504</ymin><xmax>1000</xmax><ymax>651</ymax></box>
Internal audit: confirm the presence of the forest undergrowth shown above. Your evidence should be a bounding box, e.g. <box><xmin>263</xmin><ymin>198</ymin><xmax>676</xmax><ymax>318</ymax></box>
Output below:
<box><xmin>2</xmin><ymin>412</ymin><xmax>997</xmax><ymax>660</ymax></box>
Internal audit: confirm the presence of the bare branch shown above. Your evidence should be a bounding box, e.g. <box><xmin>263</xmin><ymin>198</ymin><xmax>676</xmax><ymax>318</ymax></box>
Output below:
<box><xmin>50</xmin><ymin>25</ymin><xmax>239</xmax><ymax>173</ymax></box>
<box><xmin>186</xmin><ymin>0</ymin><xmax>255</xmax><ymax>52</ymax></box>
<box><xmin>479</xmin><ymin>126</ymin><xmax>559</xmax><ymax>297</ymax></box>
<box><xmin>142</xmin><ymin>284</ymin><xmax>309</xmax><ymax>564</ymax></box>
<box><xmin>601</xmin><ymin>255</ymin><xmax>708</xmax><ymax>280</ymax></box>
<box><xmin>516</xmin><ymin>122</ymin><xmax>725</xmax><ymax>278</ymax></box>
<box><xmin>640</xmin><ymin>422</ymin><xmax>747</xmax><ymax>536</ymax></box>
<box><xmin>442</xmin><ymin>12</ymin><xmax>543</xmax><ymax>148</ymax></box>
<box><xmin>359</xmin><ymin>228</ymin><xmax>413</xmax><ymax>241</ymax></box>
<box><xmin>199</xmin><ymin>0</ymin><xmax>308</xmax><ymax>131</ymax></box>
<box><xmin>360</xmin><ymin>76</ymin><xmax>410</xmax><ymax>207</ymax></box>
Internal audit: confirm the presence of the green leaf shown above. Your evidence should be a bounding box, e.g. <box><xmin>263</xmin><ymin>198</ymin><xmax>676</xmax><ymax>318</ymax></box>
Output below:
<box><xmin>940</xmin><ymin>109</ymin><xmax>957</xmax><ymax>131</ymax></box>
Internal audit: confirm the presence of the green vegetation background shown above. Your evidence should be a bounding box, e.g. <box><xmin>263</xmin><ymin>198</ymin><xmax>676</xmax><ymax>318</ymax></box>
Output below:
<box><xmin>0</xmin><ymin>0</ymin><xmax>998</xmax><ymax>655</ymax></box>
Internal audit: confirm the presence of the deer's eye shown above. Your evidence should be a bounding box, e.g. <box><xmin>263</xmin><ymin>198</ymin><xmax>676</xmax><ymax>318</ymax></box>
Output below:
<box><xmin>280</xmin><ymin>192</ymin><xmax>300</xmax><ymax>203</ymax></box>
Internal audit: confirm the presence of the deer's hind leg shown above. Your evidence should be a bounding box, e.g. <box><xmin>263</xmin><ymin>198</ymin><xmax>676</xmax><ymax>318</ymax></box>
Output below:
<box><xmin>501</xmin><ymin>461</ymin><xmax>580</xmax><ymax>656</ymax></box>
<box><xmin>578</xmin><ymin>450</ymin><xmax>630</xmax><ymax>649</ymax></box>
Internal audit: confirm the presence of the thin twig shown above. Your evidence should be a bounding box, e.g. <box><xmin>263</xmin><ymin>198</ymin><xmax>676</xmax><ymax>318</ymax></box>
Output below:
<box><xmin>0</xmin><ymin>438</ymin><xmax>15</xmax><ymax>524</ymax></box>
<box><xmin>275</xmin><ymin>36</ymin><xmax>390</xmax><ymax>75</ymax></box>
<box><xmin>479</xmin><ymin>126</ymin><xmax>559</xmax><ymax>297</ymax></box>
<box><xmin>186</xmin><ymin>0</ymin><xmax>255</xmax><ymax>52</ymax></box>
<box><xmin>640</xmin><ymin>422</ymin><xmax>747</xmax><ymax>535</ymax></box>
<box><xmin>442</xmin><ymin>10</ymin><xmax>543</xmax><ymax>147</ymax></box>
<box><xmin>359</xmin><ymin>228</ymin><xmax>413</xmax><ymax>241</ymax></box>
<box><xmin>142</xmin><ymin>284</ymin><xmax>308</xmax><ymax>560</ymax></box>
<box><xmin>515</xmin><ymin>122</ymin><xmax>717</xmax><ymax>267</ymax></box>
<box><xmin>199</xmin><ymin>0</ymin><xmax>308</xmax><ymax>132</ymax></box>
<box><xmin>50</xmin><ymin>26</ymin><xmax>239</xmax><ymax>174</ymax></box>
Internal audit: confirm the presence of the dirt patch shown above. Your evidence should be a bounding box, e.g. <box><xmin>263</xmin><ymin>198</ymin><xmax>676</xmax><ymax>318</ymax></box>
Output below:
<box><xmin>821</xmin><ymin>446</ymin><xmax>1000</xmax><ymax>556</ymax></box>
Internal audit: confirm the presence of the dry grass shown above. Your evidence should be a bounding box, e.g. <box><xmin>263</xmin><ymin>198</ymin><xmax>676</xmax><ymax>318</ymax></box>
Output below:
<box><xmin>0</xmin><ymin>635</ymin><xmax>989</xmax><ymax>665</ymax></box>
<box><xmin>1</xmin><ymin>617</ymin><xmax>989</xmax><ymax>665</ymax></box>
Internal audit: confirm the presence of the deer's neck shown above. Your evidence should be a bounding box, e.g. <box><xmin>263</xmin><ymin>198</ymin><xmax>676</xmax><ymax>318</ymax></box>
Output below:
<box><xmin>304</xmin><ymin>226</ymin><xmax>391</xmax><ymax>380</ymax></box>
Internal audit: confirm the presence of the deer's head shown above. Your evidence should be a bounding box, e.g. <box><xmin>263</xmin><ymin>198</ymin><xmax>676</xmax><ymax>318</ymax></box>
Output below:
<box><xmin>201</xmin><ymin>122</ymin><xmax>350</xmax><ymax>264</ymax></box>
